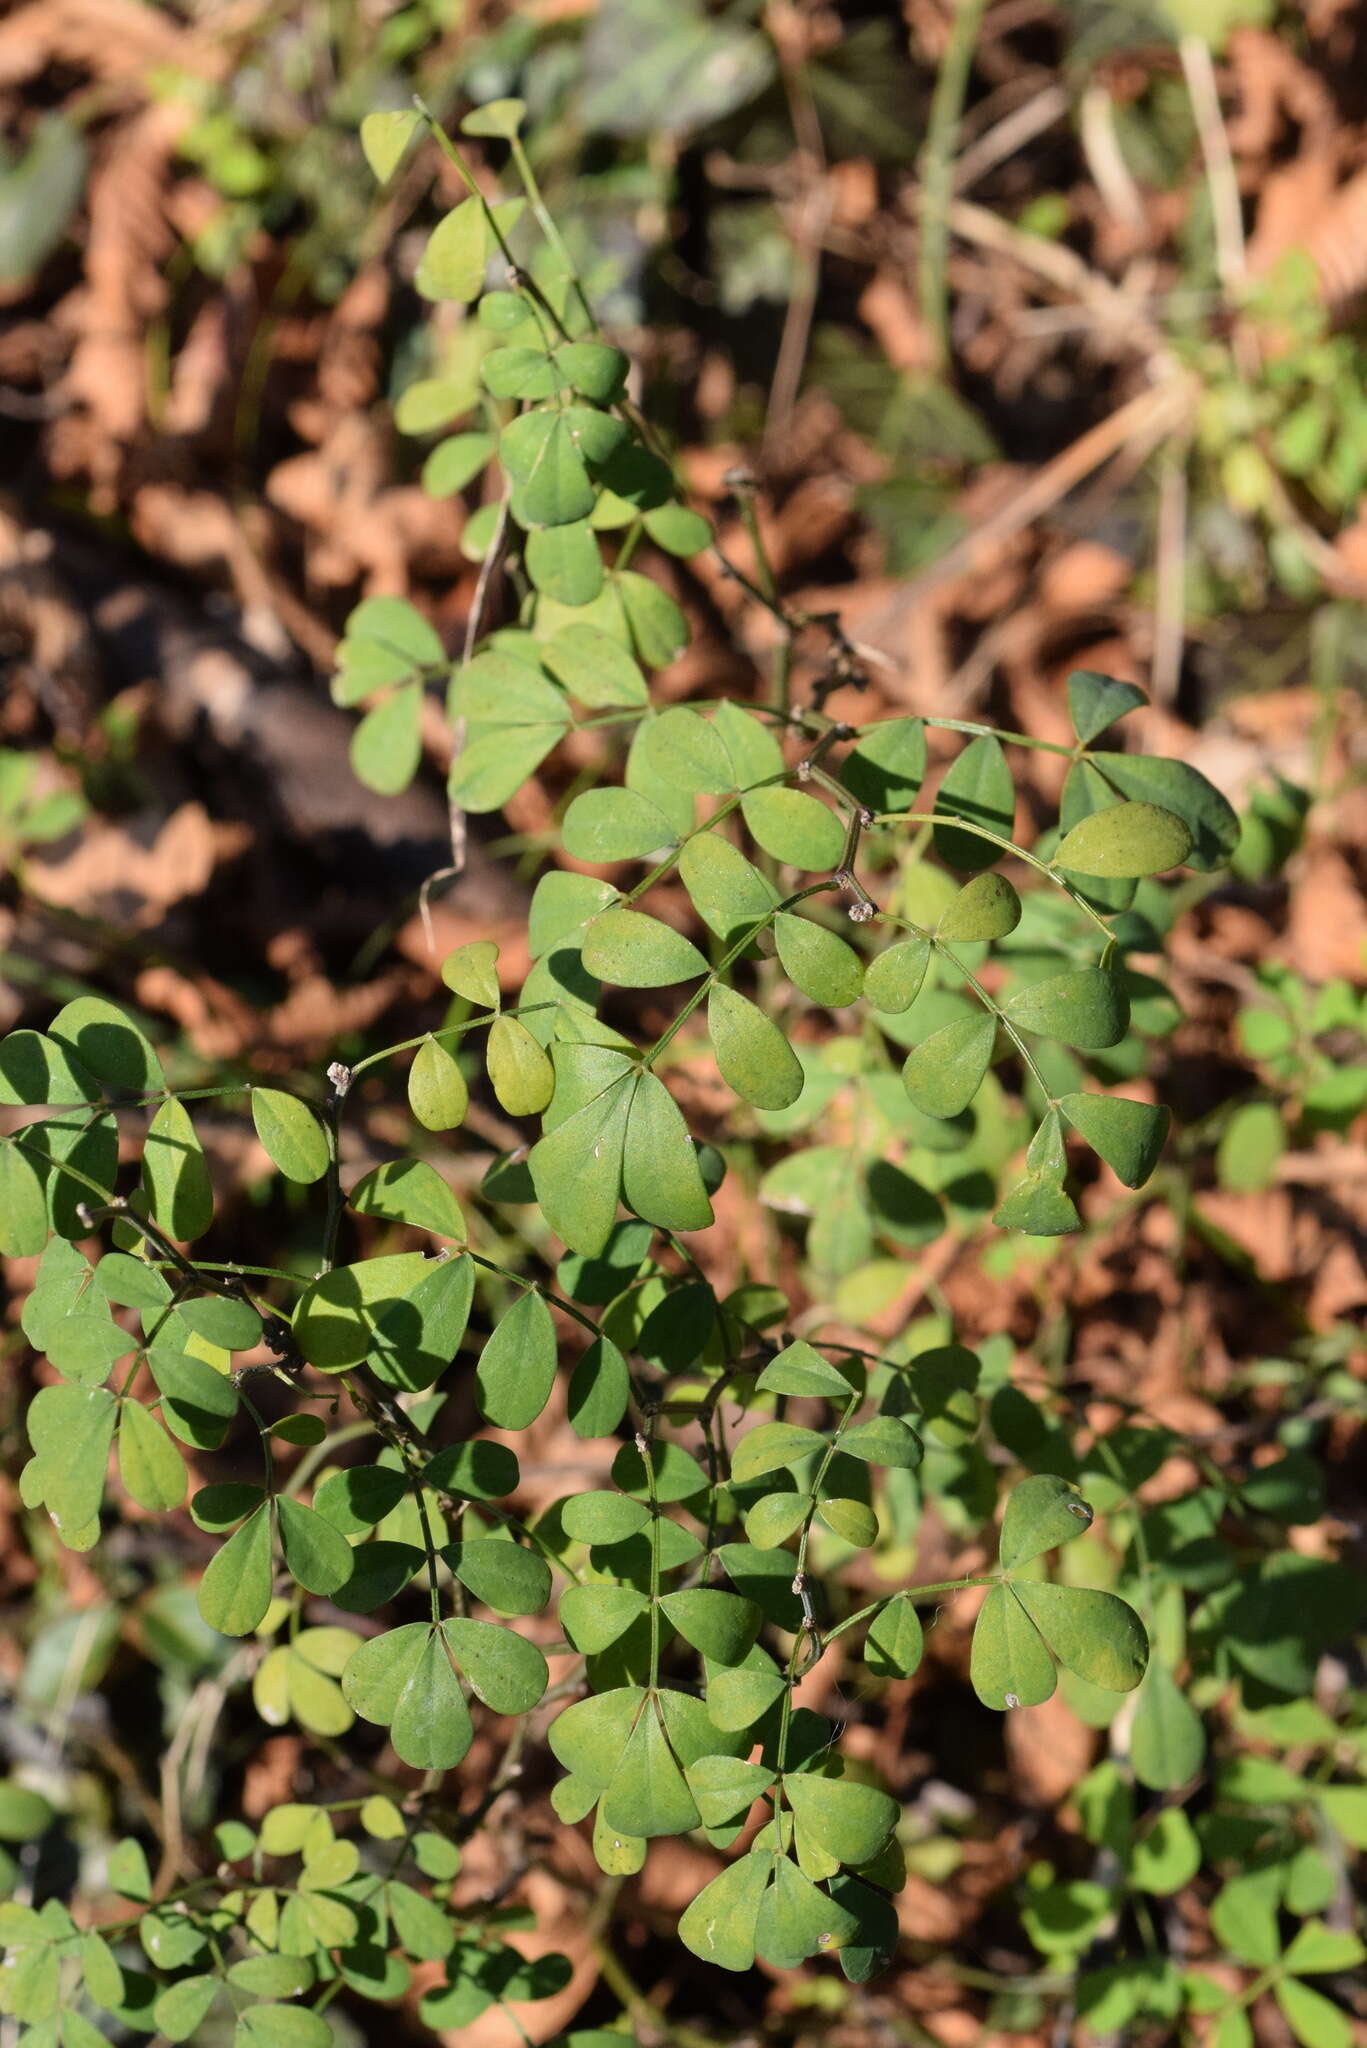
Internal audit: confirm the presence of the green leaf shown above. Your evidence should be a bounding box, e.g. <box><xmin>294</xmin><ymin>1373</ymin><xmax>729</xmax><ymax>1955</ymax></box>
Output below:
<box><xmin>1004</xmin><ymin>967</ymin><xmax>1130</xmax><ymax>1049</ymax></box>
<box><xmin>349</xmin><ymin>1158</ymin><xmax>464</xmax><ymax>1239</ymax></box>
<box><xmin>1282</xmin><ymin>1922</ymin><xmax>1366</xmax><ymax>1977</ymax></box>
<box><xmin>1053</xmin><ymin>801</ymin><xmax>1192</xmax><ymax>877</ymax></box>
<box><xmin>443</xmin><ymin>1618</ymin><xmax>548</xmax><ymax>1713</ymax></box>
<box><xmin>839</xmin><ymin>1415</ymin><xmax>922</xmax><ymax>1469</ymax></box>
<box><xmin>415</xmin><ymin>197</ymin><xmax>489</xmax><ymax>302</ymax></box>
<box><xmin>502</xmin><ymin>408</ymin><xmax>616</xmax><ymax>527</ymax></box>
<box><xmin>841</xmin><ymin>717</ymin><xmax>926</xmax><ymax>812</ymax></box>
<box><xmin>864</xmin><ymin>935</ymin><xmax>931</xmax><ymax>1014</ymax></box>
<box><xmin>45</xmin><ymin>1309</ymin><xmax>132</xmax><ymax>1387</ymax></box>
<box><xmin>993</xmin><ymin>1169</ymin><xmax>1080</xmax><ymax>1236</ymax></box>
<box><xmin>547</xmin><ymin>1685</ymin><xmax>643</xmax><ymax>1787</ymax></box>
<box><xmin>1210</xmin><ymin>1871</ymin><xmax>1283</xmax><ymax>1968</ymax></box>
<box><xmin>0</xmin><ymin>1140</ymin><xmax>47</xmax><ymax>1256</ymax></box>
<box><xmin>615</xmin><ymin>569</ymin><xmax>688</xmax><ymax>666</ymax></box>
<box><xmin>756</xmin><ymin>1341</ymin><xmax>852</xmax><ymax>1398</ymax></box>
<box><xmin>684</xmin><ymin>1757</ymin><xmax>775</xmax><ymax>1827</ymax></box>
<box><xmin>313</xmin><ymin>1465</ymin><xmax>407</xmax><ymax>1535</ymax></box>
<box><xmin>582</xmin><ymin>907</ymin><xmax>708</xmax><ymax>987</ymax></box>
<box><xmin>1013</xmin><ymin>1581</ymin><xmax>1148</xmax><ymax>1692</ymax></box>
<box><xmin>865</xmin><ymin>1595</ymin><xmax>924</xmax><ymax>1679</ymax></box>
<box><xmin>557</xmin><ymin>341</ymin><xmax>630</xmax><ymax>404</ymax></box>
<box><xmin>679</xmin><ymin>1849</ymin><xmax>772</xmax><ymax>1971</ymax></box>
<box><xmin>1275</xmin><ymin>1978</ymin><xmax>1353</xmax><ymax>2048</ymax></box>
<box><xmin>1131</xmin><ymin>1808</ymin><xmax>1201</xmax><ymax>1895</ymax></box>
<box><xmin>422</xmin><ymin>430</ymin><xmax>496</xmax><ymax>498</ymax></box>
<box><xmin>970</xmin><ymin>1582</ymin><xmax>1056</xmax><ymax>1709</ymax></box>
<box><xmin>49</xmin><ymin>996</ymin><xmax>164</xmax><ymax>1095</ymax></box>
<box><xmin>1216</xmin><ymin>1100</ymin><xmax>1284</xmax><ymax>1192</ymax></box>
<box><xmin>744</xmin><ymin>1492</ymin><xmax>810</xmax><ymax>1547</ymax></box>
<box><xmin>902</xmin><ymin>1011</ymin><xmax>996</xmax><ymax>1118</ymax></box>
<box><xmin>755</xmin><ymin>1854</ymin><xmax>859</xmax><ymax>1968</ymax></box>
<box><xmin>154</xmin><ymin>1976</ymin><xmax>219</xmax><ymax>2042</ymax></box>
<box><xmin>707</xmin><ymin>983</ymin><xmax>804</xmax><ymax>1110</ymax></box>
<box><xmin>741</xmin><ymin>787</ymin><xmax>844</xmax><ymax>869</ymax></box>
<box><xmin>26</xmin><ymin>1384</ymin><xmax>115</xmax><ymax>1534</ymax></box>
<box><xmin>1066</xmin><ymin>671</ymin><xmax>1147</xmax><ymax>745</ymax></box>
<box><xmin>643</xmin><ymin>502</ymin><xmax>712</xmax><ymax>555</ymax></box>
<box><xmin>342</xmin><ymin>1621</ymin><xmax>426</xmax><ymax>1720</ymax></box>
<box><xmin>660</xmin><ymin>1589</ymin><xmax>760</xmax><ymax>1663</ymax></box>
<box><xmin>107</xmin><ymin>1836</ymin><xmax>152</xmax><ymax>1900</ymax></box>
<box><xmin>622</xmin><ymin>1071</ymin><xmax>713</xmax><ymax>1233</ymax></box>
<box><xmin>933</xmin><ymin>734</ymin><xmax>1014</xmax><ymax>870</ymax></box>
<box><xmin>732</xmin><ymin>1420</ymin><xmax>826</xmax><ymax>1485</ymax></box>
<box><xmin>1059</xmin><ymin>1092</ymin><xmax>1168</xmax><ymax>1188</ymax></box>
<box><xmin>293</xmin><ymin>1251</ymin><xmax>433</xmax><ymax>1370</ymax></box>
<box><xmin>526</xmin><ymin>521</ymin><xmax>604</xmax><ymax>605</ymax></box>
<box><xmin>117</xmin><ymin>1401</ymin><xmax>184</xmax><ymax>1512</ymax></box>
<box><xmin>1130</xmin><ymin>1659</ymin><xmax>1206</xmax><ymax>1791</ymax></box>
<box><xmin>487</xmin><ymin>1014</ymin><xmax>554</xmax><ymax>1116</ymax></box>
<box><xmin>408</xmin><ymin>1037</ymin><xmax>468</xmax><ymax>1132</ymax></box>
<box><xmin>635</xmin><ymin>709</ymin><xmax>733</xmax><ymax>801</ymax></box>
<box><xmin>816</xmin><ymin>1497</ymin><xmax>878</xmax><ymax>1546</ymax></box>
<box><xmin>562</xmin><ymin>787</ymin><xmax>678</xmax><ymax>863</ymax></box>
<box><xmin>0</xmin><ymin>1786</ymin><xmax>51</xmax><ymax>1843</ymax></box>
<box><xmin>147</xmin><ymin>1344</ymin><xmax>238</xmax><ymax>1449</ymax></box>
<box><xmin>460</xmin><ymin>97</ymin><xmax>526</xmax><ymax>138</ymax></box>
<box><xmin>482</xmin><ymin>344</ymin><xmax>560</xmax><ymax>400</ymax></box>
<box><xmin>937</xmin><ymin>872</ymin><xmax>1021</xmax><ymax>942</ymax></box>
<box><xmin>568</xmin><ymin>1335</ymin><xmax>631</xmax><ymax>1438</ymax></box>
<box><xmin>1057</xmin><ymin>758</ymin><xmax>1138</xmax><ymax>913</ymax></box>
<box><xmin>251</xmin><ymin>1089</ymin><xmax>329</xmax><ymax>1184</ymax></box>
<box><xmin>449</xmin><ymin>724</ymin><xmax>564</xmax><ymax>812</ymax></box>
<box><xmin>561</xmin><ymin>1583</ymin><xmax>651</xmax><ymax>1652</ymax></box>
<box><xmin>140</xmin><ymin>1097</ymin><xmax>213</xmax><ymax>1241</ymax></box>
<box><xmin>679</xmin><ymin>831</ymin><xmax>776</xmax><ymax>942</ymax></box>
<box><xmin>0</xmin><ymin>1028</ymin><xmax>98</xmax><ymax>1106</ymax></box>
<box><xmin>774</xmin><ymin>912</ymin><xmax>863</xmax><ymax>1006</ymax></box>
<box><xmin>542</xmin><ymin>623</ymin><xmax>647</xmax><ymax>708</ymax></box>
<box><xmin>601</xmin><ymin>1703</ymin><xmax>699</xmax><ymax>1838</ymax></box>
<box><xmin>350</xmin><ymin>682</ymin><xmax>422</xmax><ymax>795</ymax></box>
<box><xmin>561</xmin><ymin>1492</ymin><xmax>650</xmax><ymax>1544</ymax></box>
<box><xmin>197</xmin><ymin>1504</ymin><xmax>273</xmax><ymax>1636</ymax></box>
<box><xmin>440</xmin><ymin>938</ymin><xmax>500</xmax><ymax>1007</ymax></box>
<box><xmin>277</xmin><ymin>1497</ymin><xmax>353</xmax><ymax>1597</ymax></box>
<box><xmin>1090</xmin><ymin>753</ymin><xmax>1239</xmax><ymax>870</ymax></box>
<box><xmin>390</xmin><ymin>1634</ymin><xmax>475</xmax><ymax>1774</ymax></box>
<box><xmin>784</xmin><ymin>1773</ymin><xmax>898</xmax><ymax>1865</ymax></box>
<box><xmin>1000</xmin><ymin>1474</ymin><xmax>1094</xmax><ymax>1566</ymax></box>
<box><xmin>476</xmin><ymin>1288</ymin><xmax>557</xmax><ymax>1428</ymax></box>
<box><xmin>528</xmin><ymin>1044</ymin><xmax>635</xmax><ymax>1255</ymax></box>
<box><xmin>368</xmin><ymin>1252</ymin><xmax>475</xmax><ymax>1391</ymax></box>
<box><xmin>708</xmin><ymin>1664</ymin><xmax>786</xmax><ymax>1730</ymax></box>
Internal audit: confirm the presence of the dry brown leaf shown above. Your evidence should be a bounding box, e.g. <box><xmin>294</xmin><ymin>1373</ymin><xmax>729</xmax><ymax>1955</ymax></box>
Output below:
<box><xmin>27</xmin><ymin>803</ymin><xmax>250</xmax><ymax>927</ymax></box>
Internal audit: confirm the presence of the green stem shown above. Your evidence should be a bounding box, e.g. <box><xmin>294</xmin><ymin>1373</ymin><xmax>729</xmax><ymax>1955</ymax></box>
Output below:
<box><xmin>917</xmin><ymin>0</ymin><xmax>988</xmax><ymax>374</ymax></box>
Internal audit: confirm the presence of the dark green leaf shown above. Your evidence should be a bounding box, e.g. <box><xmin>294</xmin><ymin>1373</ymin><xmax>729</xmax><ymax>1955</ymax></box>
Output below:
<box><xmin>198</xmin><ymin>1504</ymin><xmax>273</xmax><ymax>1636</ymax></box>
<box><xmin>901</xmin><ymin>1011</ymin><xmax>995</xmax><ymax>1118</ymax></box>
<box><xmin>937</xmin><ymin>872</ymin><xmax>1020</xmax><ymax>942</ymax></box>
<box><xmin>1067</xmin><ymin>671</ymin><xmax>1147</xmax><ymax>745</ymax></box>
<box><xmin>708</xmin><ymin>983</ymin><xmax>804</xmax><ymax>1110</ymax></box>
<box><xmin>1091</xmin><ymin>753</ymin><xmax>1238</xmax><ymax>870</ymax></box>
<box><xmin>1004</xmin><ymin>967</ymin><xmax>1130</xmax><ymax>1049</ymax></box>
<box><xmin>933</xmin><ymin>735</ymin><xmax>1014</xmax><ymax>870</ymax></box>
<box><xmin>476</xmin><ymin>1288</ymin><xmax>557</xmax><ymax>1428</ymax></box>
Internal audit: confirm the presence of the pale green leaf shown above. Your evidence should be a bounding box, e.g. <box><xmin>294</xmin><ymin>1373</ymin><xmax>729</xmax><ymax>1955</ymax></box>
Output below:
<box><xmin>251</xmin><ymin>1089</ymin><xmax>329</xmax><ymax>1184</ymax></box>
